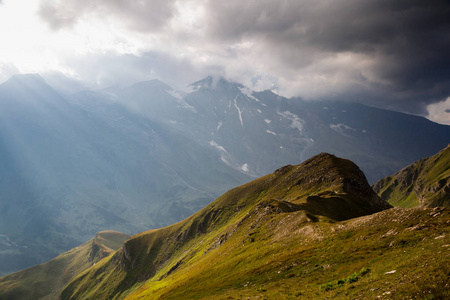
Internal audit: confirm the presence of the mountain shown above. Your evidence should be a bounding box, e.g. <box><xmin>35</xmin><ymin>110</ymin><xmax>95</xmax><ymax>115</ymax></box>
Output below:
<box><xmin>1</xmin><ymin>73</ymin><xmax>449</xmax><ymax>275</ymax></box>
<box><xmin>0</xmin><ymin>231</ymin><xmax>130</xmax><ymax>300</ymax></box>
<box><xmin>0</xmin><ymin>75</ymin><xmax>250</xmax><ymax>275</ymax></box>
<box><xmin>113</xmin><ymin>76</ymin><xmax>450</xmax><ymax>184</ymax></box>
<box><xmin>58</xmin><ymin>153</ymin><xmax>393</xmax><ymax>299</ymax></box>
<box><xmin>296</xmin><ymin>100</ymin><xmax>450</xmax><ymax>182</ymax></box>
<box><xmin>56</xmin><ymin>153</ymin><xmax>450</xmax><ymax>300</ymax></box>
<box><xmin>373</xmin><ymin>145</ymin><xmax>450</xmax><ymax>208</ymax></box>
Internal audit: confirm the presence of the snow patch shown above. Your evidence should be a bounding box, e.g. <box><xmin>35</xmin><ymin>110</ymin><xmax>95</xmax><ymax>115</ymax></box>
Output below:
<box><xmin>209</xmin><ymin>140</ymin><xmax>233</xmax><ymax>167</ymax></box>
<box><xmin>169</xmin><ymin>90</ymin><xmax>197</xmax><ymax>113</ymax></box>
<box><xmin>329</xmin><ymin>123</ymin><xmax>356</xmax><ymax>134</ymax></box>
<box><xmin>183</xmin><ymin>84</ymin><xmax>200</xmax><ymax>93</ymax></box>
<box><xmin>209</xmin><ymin>140</ymin><xmax>226</xmax><ymax>152</ymax></box>
<box><xmin>233</xmin><ymin>94</ymin><xmax>244</xmax><ymax>127</ymax></box>
<box><xmin>266</xmin><ymin>130</ymin><xmax>277</xmax><ymax>135</ymax></box>
<box><xmin>239</xmin><ymin>87</ymin><xmax>260</xmax><ymax>102</ymax></box>
<box><xmin>217</xmin><ymin>121</ymin><xmax>223</xmax><ymax>131</ymax></box>
<box><xmin>264</xmin><ymin>119</ymin><xmax>271</xmax><ymax>124</ymax></box>
<box><xmin>168</xmin><ymin>90</ymin><xmax>183</xmax><ymax>100</ymax></box>
<box><xmin>278</xmin><ymin>110</ymin><xmax>305</xmax><ymax>133</ymax></box>
<box><xmin>209</xmin><ymin>140</ymin><xmax>255</xmax><ymax>176</ymax></box>
<box><xmin>257</xmin><ymin>109</ymin><xmax>262</xmax><ymax>113</ymax></box>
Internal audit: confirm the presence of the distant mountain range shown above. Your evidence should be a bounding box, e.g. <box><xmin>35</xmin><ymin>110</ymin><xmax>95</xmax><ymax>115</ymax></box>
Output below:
<box><xmin>0</xmin><ymin>74</ymin><xmax>449</xmax><ymax>275</ymax></box>
<box><xmin>1</xmin><ymin>147</ymin><xmax>448</xmax><ymax>299</ymax></box>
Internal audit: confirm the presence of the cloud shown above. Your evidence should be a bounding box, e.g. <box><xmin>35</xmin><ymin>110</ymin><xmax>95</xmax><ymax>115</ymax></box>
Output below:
<box><xmin>36</xmin><ymin>0</ymin><xmax>450</xmax><ymax>116</ymax></box>
<box><xmin>201</xmin><ymin>0</ymin><xmax>450</xmax><ymax>114</ymax></box>
<box><xmin>38</xmin><ymin>1</ymin><xmax>79</xmax><ymax>29</ymax></box>
<box><xmin>38</xmin><ymin>0</ymin><xmax>176</xmax><ymax>31</ymax></box>
<box><xmin>61</xmin><ymin>51</ymin><xmax>218</xmax><ymax>91</ymax></box>
<box><xmin>0</xmin><ymin>63</ymin><xmax>20</xmax><ymax>84</ymax></box>
<box><xmin>427</xmin><ymin>97</ymin><xmax>450</xmax><ymax>125</ymax></box>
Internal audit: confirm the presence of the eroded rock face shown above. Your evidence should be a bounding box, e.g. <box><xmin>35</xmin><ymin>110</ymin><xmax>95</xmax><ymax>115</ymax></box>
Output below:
<box><xmin>278</xmin><ymin>153</ymin><xmax>392</xmax><ymax>219</ymax></box>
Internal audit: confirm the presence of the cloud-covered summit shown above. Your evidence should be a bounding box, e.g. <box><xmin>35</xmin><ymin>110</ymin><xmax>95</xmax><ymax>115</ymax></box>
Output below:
<box><xmin>6</xmin><ymin>0</ymin><xmax>450</xmax><ymax>122</ymax></box>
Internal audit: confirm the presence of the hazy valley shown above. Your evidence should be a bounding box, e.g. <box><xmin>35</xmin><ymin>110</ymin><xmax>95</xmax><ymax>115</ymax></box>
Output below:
<box><xmin>0</xmin><ymin>74</ymin><xmax>449</xmax><ymax>299</ymax></box>
<box><xmin>0</xmin><ymin>74</ymin><xmax>449</xmax><ymax>277</ymax></box>
<box><xmin>1</xmin><ymin>0</ymin><xmax>449</xmax><ymax>298</ymax></box>
<box><xmin>0</xmin><ymin>146</ymin><xmax>448</xmax><ymax>299</ymax></box>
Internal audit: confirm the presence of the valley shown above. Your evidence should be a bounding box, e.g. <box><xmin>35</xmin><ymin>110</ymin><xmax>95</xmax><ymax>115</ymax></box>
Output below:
<box><xmin>1</xmin><ymin>147</ymin><xmax>449</xmax><ymax>299</ymax></box>
<box><xmin>0</xmin><ymin>74</ymin><xmax>449</xmax><ymax>297</ymax></box>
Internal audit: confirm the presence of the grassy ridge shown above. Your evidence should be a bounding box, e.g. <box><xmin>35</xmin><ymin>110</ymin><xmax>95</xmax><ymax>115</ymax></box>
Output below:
<box><xmin>4</xmin><ymin>150</ymin><xmax>449</xmax><ymax>299</ymax></box>
<box><xmin>0</xmin><ymin>231</ymin><xmax>130</xmax><ymax>300</ymax></box>
<box><xmin>61</xmin><ymin>153</ymin><xmax>392</xmax><ymax>299</ymax></box>
<box><xmin>373</xmin><ymin>145</ymin><xmax>450</xmax><ymax>208</ymax></box>
<box><xmin>126</xmin><ymin>207</ymin><xmax>450</xmax><ymax>300</ymax></box>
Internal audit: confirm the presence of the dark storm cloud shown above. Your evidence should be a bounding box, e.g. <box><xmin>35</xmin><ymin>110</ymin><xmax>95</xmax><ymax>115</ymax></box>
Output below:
<box><xmin>37</xmin><ymin>0</ymin><xmax>450</xmax><ymax>115</ymax></box>
<box><xmin>38</xmin><ymin>0</ymin><xmax>175</xmax><ymax>31</ymax></box>
<box><xmin>203</xmin><ymin>0</ymin><xmax>450</xmax><ymax>114</ymax></box>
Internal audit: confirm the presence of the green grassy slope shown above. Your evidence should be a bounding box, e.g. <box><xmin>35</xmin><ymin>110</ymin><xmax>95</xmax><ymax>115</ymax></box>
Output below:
<box><xmin>60</xmin><ymin>153</ymin><xmax>392</xmax><ymax>299</ymax></box>
<box><xmin>373</xmin><ymin>145</ymin><xmax>450</xmax><ymax>208</ymax></box>
<box><xmin>124</xmin><ymin>207</ymin><xmax>450</xmax><ymax>300</ymax></box>
<box><xmin>0</xmin><ymin>231</ymin><xmax>130</xmax><ymax>300</ymax></box>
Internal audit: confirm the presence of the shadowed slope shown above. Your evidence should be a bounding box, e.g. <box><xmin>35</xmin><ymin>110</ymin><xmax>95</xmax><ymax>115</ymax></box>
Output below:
<box><xmin>60</xmin><ymin>153</ymin><xmax>391</xmax><ymax>299</ymax></box>
<box><xmin>0</xmin><ymin>231</ymin><xmax>130</xmax><ymax>300</ymax></box>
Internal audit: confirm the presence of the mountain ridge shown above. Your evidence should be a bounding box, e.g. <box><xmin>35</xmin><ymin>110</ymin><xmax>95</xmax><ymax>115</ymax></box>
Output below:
<box><xmin>1</xmin><ymin>73</ymin><xmax>449</xmax><ymax>276</ymax></box>
<box><xmin>2</xmin><ymin>149</ymin><xmax>450</xmax><ymax>299</ymax></box>
<box><xmin>0</xmin><ymin>231</ymin><xmax>130</xmax><ymax>300</ymax></box>
<box><xmin>373</xmin><ymin>144</ymin><xmax>450</xmax><ymax>208</ymax></box>
<box><xmin>59</xmin><ymin>152</ymin><xmax>392</xmax><ymax>299</ymax></box>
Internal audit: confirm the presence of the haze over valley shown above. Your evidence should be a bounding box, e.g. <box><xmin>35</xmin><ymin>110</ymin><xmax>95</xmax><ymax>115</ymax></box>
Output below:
<box><xmin>0</xmin><ymin>73</ymin><xmax>449</xmax><ymax>276</ymax></box>
<box><xmin>0</xmin><ymin>0</ymin><xmax>449</xmax><ymax>298</ymax></box>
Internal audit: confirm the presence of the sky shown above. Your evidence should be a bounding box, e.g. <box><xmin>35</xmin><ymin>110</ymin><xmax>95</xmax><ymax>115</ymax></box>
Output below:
<box><xmin>1</xmin><ymin>0</ymin><xmax>450</xmax><ymax>124</ymax></box>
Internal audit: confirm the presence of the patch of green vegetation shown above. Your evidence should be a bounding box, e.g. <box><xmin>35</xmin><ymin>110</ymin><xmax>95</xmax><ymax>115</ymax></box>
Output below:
<box><xmin>320</xmin><ymin>267</ymin><xmax>370</xmax><ymax>291</ymax></box>
<box><xmin>119</xmin><ymin>207</ymin><xmax>450</xmax><ymax>300</ymax></box>
<box><xmin>63</xmin><ymin>209</ymin><xmax>450</xmax><ymax>299</ymax></box>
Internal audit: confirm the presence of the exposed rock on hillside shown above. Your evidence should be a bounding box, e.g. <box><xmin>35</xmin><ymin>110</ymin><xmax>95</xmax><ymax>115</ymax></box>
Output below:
<box><xmin>60</xmin><ymin>153</ymin><xmax>391</xmax><ymax>299</ymax></box>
